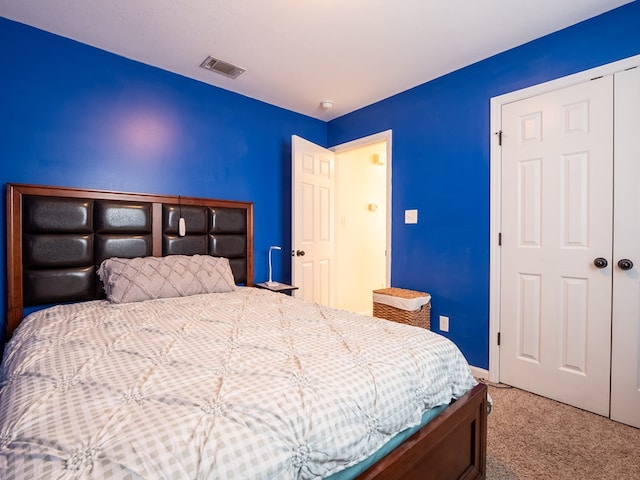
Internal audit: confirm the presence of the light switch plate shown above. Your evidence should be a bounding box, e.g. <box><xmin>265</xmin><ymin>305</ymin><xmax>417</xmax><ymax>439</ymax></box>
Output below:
<box><xmin>404</xmin><ymin>209</ymin><xmax>418</xmax><ymax>224</ymax></box>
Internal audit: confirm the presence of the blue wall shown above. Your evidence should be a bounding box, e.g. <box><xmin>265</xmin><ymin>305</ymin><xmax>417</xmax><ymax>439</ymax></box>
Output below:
<box><xmin>3</xmin><ymin>3</ymin><xmax>640</xmax><ymax>368</ymax></box>
<box><xmin>0</xmin><ymin>18</ymin><xmax>326</xmax><ymax>340</ymax></box>
<box><xmin>328</xmin><ymin>1</ymin><xmax>640</xmax><ymax>368</ymax></box>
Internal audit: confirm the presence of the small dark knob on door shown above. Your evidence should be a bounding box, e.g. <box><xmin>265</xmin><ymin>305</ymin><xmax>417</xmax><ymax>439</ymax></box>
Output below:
<box><xmin>618</xmin><ymin>259</ymin><xmax>634</xmax><ymax>271</ymax></box>
<box><xmin>593</xmin><ymin>257</ymin><xmax>608</xmax><ymax>269</ymax></box>
<box><xmin>296</xmin><ymin>250</ymin><xmax>306</xmax><ymax>257</ymax></box>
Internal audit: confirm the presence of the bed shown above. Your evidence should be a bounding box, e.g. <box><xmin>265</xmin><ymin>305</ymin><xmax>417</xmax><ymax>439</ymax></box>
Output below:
<box><xmin>1</xmin><ymin>183</ymin><xmax>487</xmax><ymax>479</ymax></box>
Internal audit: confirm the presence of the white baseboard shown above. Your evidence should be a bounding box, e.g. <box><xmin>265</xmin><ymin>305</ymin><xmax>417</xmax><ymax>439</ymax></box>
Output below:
<box><xmin>469</xmin><ymin>365</ymin><xmax>489</xmax><ymax>381</ymax></box>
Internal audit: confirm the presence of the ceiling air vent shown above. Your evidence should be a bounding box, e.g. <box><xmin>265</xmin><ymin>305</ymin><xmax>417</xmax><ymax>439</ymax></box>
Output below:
<box><xmin>200</xmin><ymin>56</ymin><xmax>245</xmax><ymax>79</ymax></box>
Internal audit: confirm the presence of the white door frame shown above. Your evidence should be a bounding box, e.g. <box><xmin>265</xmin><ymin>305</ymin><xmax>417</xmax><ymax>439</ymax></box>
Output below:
<box><xmin>330</xmin><ymin>130</ymin><xmax>393</xmax><ymax>288</ymax></box>
<box><xmin>488</xmin><ymin>54</ymin><xmax>640</xmax><ymax>383</ymax></box>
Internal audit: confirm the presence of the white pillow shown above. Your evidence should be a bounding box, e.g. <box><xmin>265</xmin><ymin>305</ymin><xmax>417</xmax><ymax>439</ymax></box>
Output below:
<box><xmin>98</xmin><ymin>254</ymin><xmax>236</xmax><ymax>303</ymax></box>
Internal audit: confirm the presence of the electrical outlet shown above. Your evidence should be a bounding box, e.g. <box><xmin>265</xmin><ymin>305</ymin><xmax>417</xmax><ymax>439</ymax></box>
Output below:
<box><xmin>439</xmin><ymin>315</ymin><xmax>449</xmax><ymax>332</ymax></box>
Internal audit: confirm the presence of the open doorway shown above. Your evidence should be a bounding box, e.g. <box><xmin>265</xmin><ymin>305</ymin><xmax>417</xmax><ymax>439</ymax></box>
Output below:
<box><xmin>332</xmin><ymin>131</ymin><xmax>391</xmax><ymax>315</ymax></box>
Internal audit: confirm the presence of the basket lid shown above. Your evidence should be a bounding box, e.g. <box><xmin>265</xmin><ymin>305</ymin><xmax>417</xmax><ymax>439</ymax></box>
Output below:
<box><xmin>373</xmin><ymin>287</ymin><xmax>431</xmax><ymax>311</ymax></box>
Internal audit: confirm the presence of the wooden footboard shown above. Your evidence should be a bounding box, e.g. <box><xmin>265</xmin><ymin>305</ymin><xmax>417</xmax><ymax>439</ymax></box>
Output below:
<box><xmin>358</xmin><ymin>382</ymin><xmax>488</xmax><ymax>480</ymax></box>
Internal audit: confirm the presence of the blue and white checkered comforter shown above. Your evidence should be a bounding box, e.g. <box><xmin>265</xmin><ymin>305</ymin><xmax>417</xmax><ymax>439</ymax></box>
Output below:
<box><xmin>0</xmin><ymin>287</ymin><xmax>477</xmax><ymax>479</ymax></box>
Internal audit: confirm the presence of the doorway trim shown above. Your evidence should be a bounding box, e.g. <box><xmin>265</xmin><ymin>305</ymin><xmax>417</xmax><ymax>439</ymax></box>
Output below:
<box><xmin>488</xmin><ymin>54</ymin><xmax>640</xmax><ymax>383</ymax></box>
<box><xmin>330</xmin><ymin>130</ymin><xmax>393</xmax><ymax>288</ymax></box>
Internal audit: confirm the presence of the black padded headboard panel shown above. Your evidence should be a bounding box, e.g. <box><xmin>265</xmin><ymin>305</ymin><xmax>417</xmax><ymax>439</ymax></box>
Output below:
<box><xmin>6</xmin><ymin>183</ymin><xmax>254</xmax><ymax>339</ymax></box>
<box><xmin>162</xmin><ymin>203</ymin><xmax>248</xmax><ymax>284</ymax></box>
<box><xmin>22</xmin><ymin>196</ymin><xmax>154</xmax><ymax>305</ymax></box>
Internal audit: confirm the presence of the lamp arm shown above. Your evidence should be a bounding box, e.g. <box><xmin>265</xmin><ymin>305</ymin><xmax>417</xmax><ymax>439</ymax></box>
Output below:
<box><xmin>267</xmin><ymin>246</ymin><xmax>282</xmax><ymax>286</ymax></box>
<box><xmin>268</xmin><ymin>249</ymin><xmax>273</xmax><ymax>284</ymax></box>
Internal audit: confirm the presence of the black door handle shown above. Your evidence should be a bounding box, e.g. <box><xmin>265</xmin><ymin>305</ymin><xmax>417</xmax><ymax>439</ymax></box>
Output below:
<box><xmin>593</xmin><ymin>257</ymin><xmax>608</xmax><ymax>269</ymax></box>
<box><xmin>618</xmin><ymin>259</ymin><xmax>634</xmax><ymax>271</ymax></box>
<box><xmin>295</xmin><ymin>250</ymin><xmax>305</xmax><ymax>257</ymax></box>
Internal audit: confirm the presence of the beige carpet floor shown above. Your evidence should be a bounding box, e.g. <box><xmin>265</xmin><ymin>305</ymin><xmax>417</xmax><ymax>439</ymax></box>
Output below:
<box><xmin>484</xmin><ymin>382</ymin><xmax>640</xmax><ymax>479</ymax></box>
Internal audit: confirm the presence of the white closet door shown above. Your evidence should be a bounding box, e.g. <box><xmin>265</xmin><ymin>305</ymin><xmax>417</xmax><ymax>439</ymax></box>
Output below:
<box><xmin>500</xmin><ymin>76</ymin><xmax>614</xmax><ymax>416</ymax></box>
<box><xmin>611</xmin><ymin>67</ymin><xmax>640</xmax><ymax>428</ymax></box>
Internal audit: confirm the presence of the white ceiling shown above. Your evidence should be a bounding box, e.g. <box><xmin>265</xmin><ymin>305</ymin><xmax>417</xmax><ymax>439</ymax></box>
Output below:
<box><xmin>0</xmin><ymin>0</ymin><xmax>633</xmax><ymax>120</ymax></box>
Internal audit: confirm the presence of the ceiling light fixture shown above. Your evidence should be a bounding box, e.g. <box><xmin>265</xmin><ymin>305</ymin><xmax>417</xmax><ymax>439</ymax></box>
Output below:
<box><xmin>320</xmin><ymin>100</ymin><xmax>333</xmax><ymax>110</ymax></box>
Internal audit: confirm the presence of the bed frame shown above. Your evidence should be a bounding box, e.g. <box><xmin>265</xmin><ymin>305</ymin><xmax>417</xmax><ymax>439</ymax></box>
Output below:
<box><xmin>4</xmin><ymin>182</ymin><xmax>487</xmax><ymax>480</ymax></box>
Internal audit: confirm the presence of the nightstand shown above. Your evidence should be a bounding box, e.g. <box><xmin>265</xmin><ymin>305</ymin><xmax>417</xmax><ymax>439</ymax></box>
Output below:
<box><xmin>255</xmin><ymin>282</ymin><xmax>299</xmax><ymax>295</ymax></box>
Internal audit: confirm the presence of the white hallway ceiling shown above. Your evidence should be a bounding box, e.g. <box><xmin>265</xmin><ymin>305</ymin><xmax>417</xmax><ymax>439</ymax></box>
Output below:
<box><xmin>0</xmin><ymin>0</ymin><xmax>633</xmax><ymax>120</ymax></box>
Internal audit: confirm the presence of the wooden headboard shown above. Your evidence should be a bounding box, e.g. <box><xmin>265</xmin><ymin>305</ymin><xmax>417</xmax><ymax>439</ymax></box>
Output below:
<box><xmin>6</xmin><ymin>183</ymin><xmax>254</xmax><ymax>339</ymax></box>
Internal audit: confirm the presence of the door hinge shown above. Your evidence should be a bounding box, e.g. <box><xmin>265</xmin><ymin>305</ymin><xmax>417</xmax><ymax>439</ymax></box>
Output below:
<box><xmin>495</xmin><ymin>130</ymin><xmax>503</xmax><ymax>146</ymax></box>
<box><xmin>498</xmin><ymin>232</ymin><xmax>502</xmax><ymax>246</ymax></box>
<box><xmin>497</xmin><ymin>332</ymin><xmax>501</xmax><ymax>346</ymax></box>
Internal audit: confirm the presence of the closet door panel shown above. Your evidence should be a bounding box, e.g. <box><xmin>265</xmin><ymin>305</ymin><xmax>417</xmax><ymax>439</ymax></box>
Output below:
<box><xmin>500</xmin><ymin>76</ymin><xmax>614</xmax><ymax>416</ymax></box>
<box><xmin>611</xmin><ymin>66</ymin><xmax>640</xmax><ymax>429</ymax></box>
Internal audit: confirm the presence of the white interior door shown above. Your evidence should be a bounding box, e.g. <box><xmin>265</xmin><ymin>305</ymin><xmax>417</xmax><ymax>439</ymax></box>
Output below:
<box><xmin>292</xmin><ymin>135</ymin><xmax>336</xmax><ymax>306</ymax></box>
<box><xmin>499</xmin><ymin>76</ymin><xmax>614</xmax><ymax>416</ymax></box>
<box><xmin>610</xmin><ymin>66</ymin><xmax>640</xmax><ymax>428</ymax></box>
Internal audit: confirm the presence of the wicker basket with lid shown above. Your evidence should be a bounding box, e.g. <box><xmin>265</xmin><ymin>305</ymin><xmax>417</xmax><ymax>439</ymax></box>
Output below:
<box><xmin>372</xmin><ymin>287</ymin><xmax>431</xmax><ymax>329</ymax></box>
